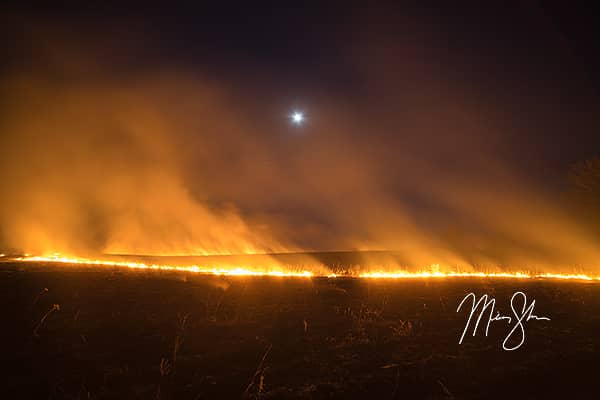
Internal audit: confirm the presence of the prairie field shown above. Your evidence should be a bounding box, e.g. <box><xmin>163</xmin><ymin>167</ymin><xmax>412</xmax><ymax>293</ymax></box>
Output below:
<box><xmin>1</xmin><ymin>262</ymin><xmax>599</xmax><ymax>399</ymax></box>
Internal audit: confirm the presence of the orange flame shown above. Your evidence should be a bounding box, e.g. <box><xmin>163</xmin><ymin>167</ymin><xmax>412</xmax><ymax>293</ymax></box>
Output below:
<box><xmin>358</xmin><ymin>271</ymin><xmax>599</xmax><ymax>281</ymax></box>
<box><xmin>14</xmin><ymin>255</ymin><xmax>313</xmax><ymax>277</ymax></box>
<box><xmin>6</xmin><ymin>254</ymin><xmax>600</xmax><ymax>281</ymax></box>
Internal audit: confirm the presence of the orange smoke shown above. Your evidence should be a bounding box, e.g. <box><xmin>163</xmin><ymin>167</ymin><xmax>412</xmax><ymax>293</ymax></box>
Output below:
<box><xmin>1</xmin><ymin>23</ymin><xmax>600</xmax><ymax>277</ymax></box>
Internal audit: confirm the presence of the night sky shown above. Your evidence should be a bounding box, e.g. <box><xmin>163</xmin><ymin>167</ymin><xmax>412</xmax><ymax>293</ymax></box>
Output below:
<box><xmin>1</xmin><ymin>2</ymin><xmax>599</xmax><ymax>269</ymax></box>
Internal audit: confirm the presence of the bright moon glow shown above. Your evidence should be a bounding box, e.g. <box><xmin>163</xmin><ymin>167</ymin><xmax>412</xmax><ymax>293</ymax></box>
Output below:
<box><xmin>291</xmin><ymin>111</ymin><xmax>304</xmax><ymax>124</ymax></box>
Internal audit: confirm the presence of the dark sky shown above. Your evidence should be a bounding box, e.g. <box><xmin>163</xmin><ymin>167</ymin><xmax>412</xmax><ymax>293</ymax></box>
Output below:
<box><xmin>1</xmin><ymin>2</ymin><xmax>600</xmax><ymax>268</ymax></box>
<box><xmin>4</xmin><ymin>2</ymin><xmax>599</xmax><ymax>165</ymax></box>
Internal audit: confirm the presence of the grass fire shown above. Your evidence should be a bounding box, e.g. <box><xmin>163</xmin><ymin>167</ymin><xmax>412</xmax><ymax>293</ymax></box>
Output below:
<box><xmin>3</xmin><ymin>2</ymin><xmax>600</xmax><ymax>398</ymax></box>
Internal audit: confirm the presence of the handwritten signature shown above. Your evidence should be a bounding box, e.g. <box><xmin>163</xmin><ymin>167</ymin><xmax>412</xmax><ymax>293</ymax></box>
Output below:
<box><xmin>456</xmin><ymin>291</ymin><xmax>550</xmax><ymax>351</ymax></box>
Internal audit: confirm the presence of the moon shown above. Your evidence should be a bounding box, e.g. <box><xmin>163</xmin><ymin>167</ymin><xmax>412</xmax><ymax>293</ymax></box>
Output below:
<box><xmin>290</xmin><ymin>111</ymin><xmax>304</xmax><ymax>125</ymax></box>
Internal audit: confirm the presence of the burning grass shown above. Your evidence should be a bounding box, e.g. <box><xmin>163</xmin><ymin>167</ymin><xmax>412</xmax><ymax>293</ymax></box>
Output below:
<box><xmin>2</xmin><ymin>262</ymin><xmax>600</xmax><ymax>398</ymax></box>
<box><xmin>6</xmin><ymin>254</ymin><xmax>600</xmax><ymax>282</ymax></box>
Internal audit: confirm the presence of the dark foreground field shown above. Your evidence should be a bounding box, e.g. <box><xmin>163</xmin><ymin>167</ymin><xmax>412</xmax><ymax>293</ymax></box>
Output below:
<box><xmin>1</xmin><ymin>263</ymin><xmax>600</xmax><ymax>399</ymax></box>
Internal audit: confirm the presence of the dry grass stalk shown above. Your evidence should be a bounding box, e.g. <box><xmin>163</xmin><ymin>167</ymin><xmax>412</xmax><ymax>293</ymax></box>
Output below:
<box><xmin>243</xmin><ymin>344</ymin><xmax>272</xmax><ymax>399</ymax></box>
<box><xmin>33</xmin><ymin>303</ymin><xmax>60</xmax><ymax>337</ymax></box>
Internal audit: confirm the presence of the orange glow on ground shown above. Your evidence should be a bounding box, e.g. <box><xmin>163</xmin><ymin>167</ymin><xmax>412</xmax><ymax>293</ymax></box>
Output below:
<box><xmin>358</xmin><ymin>271</ymin><xmax>599</xmax><ymax>281</ymax></box>
<box><xmin>5</xmin><ymin>254</ymin><xmax>600</xmax><ymax>281</ymax></box>
<box><xmin>13</xmin><ymin>255</ymin><xmax>313</xmax><ymax>277</ymax></box>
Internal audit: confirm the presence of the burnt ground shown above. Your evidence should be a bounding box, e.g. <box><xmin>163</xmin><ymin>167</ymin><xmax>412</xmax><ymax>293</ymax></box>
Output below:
<box><xmin>1</xmin><ymin>262</ymin><xmax>600</xmax><ymax>399</ymax></box>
